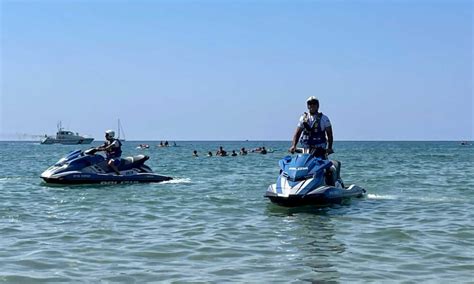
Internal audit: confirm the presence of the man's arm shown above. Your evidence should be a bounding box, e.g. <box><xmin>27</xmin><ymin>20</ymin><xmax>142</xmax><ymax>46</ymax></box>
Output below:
<box><xmin>326</xmin><ymin>126</ymin><xmax>333</xmax><ymax>153</ymax></box>
<box><xmin>96</xmin><ymin>142</ymin><xmax>107</xmax><ymax>151</ymax></box>
<box><xmin>289</xmin><ymin>127</ymin><xmax>303</xmax><ymax>153</ymax></box>
<box><xmin>97</xmin><ymin>141</ymin><xmax>115</xmax><ymax>151</ymax></box>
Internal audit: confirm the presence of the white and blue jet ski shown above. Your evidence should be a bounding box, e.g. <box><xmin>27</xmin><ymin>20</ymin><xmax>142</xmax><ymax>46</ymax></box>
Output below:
<box><xmin>41</xmin><ymin>149</ymin><xmax>172</xmax><ymax>185</ymax></box>
<box><xmin>265</xmin><ymin>153</ymin><xmax>365</xmax><ymax>206</ymax></box>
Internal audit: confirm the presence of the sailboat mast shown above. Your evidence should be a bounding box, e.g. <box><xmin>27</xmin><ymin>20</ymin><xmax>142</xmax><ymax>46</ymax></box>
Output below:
<box><xmin>117</xmin><ymin>119</ymin><xmax>125</xmax><ymax>140</ymax></box>
<box><xmin>117</xmin><ymin>119</ymin><xmax>120</xmax><ymax>138</ymax></box>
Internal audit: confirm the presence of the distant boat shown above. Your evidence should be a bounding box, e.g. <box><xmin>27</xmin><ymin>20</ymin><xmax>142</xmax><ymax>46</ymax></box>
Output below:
<box><xmin>117</xmin><ymin>119</ymin><xmax>126</xmax><ymax>141</ymax></box>
<box><xmin>41</xmin><ymin>121</ymin><xmax>94</xmax><ymax>145</ymax></box>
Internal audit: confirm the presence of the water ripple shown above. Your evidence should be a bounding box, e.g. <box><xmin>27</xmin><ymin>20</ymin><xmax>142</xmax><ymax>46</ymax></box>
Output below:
<box><xmin>0</xmin><ymin>141</ymin><xmax>473</xmax><ymax>282</ymax></box>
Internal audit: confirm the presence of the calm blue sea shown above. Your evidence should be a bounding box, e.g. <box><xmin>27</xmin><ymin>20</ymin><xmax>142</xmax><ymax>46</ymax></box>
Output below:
<box><xmin>1</xmin><ymin>141</ymin><xmax>473</xmax><ymax>282</ymax></box>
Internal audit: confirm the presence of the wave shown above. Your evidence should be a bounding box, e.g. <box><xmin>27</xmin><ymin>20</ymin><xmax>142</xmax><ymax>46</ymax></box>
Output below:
<box><xmin>367</xmin><ymin>193</ymin><xmax>465</xmax><ymax>203</ymax></box>
<box><xmin>161</xmin><ymin>178</ymin><xmax>192</xmax><ymax>184</ymax></box>
<box><xmin>0</xmin><ymin>177</ymin><xmax>24</xmax><ymax>181</ymax></box>
<box><xmin>367</xmin><ymin>193</ymin><xmax>398</xmax><ymax>200</ymax></box>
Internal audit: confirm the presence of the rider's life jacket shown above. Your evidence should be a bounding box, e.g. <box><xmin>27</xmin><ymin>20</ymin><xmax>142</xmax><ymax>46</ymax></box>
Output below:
<box><xmin>300</xmin><ymin>112</ymin><xmax>327</xmax><ymax>148</ymax></box>
<box><xmin>106</xmin><ymin>139</ymin><xmax>122</xmax><ymax>159</ymax></box>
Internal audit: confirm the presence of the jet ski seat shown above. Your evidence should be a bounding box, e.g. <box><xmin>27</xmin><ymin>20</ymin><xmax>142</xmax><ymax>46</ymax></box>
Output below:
<box><xmin>120</xmin><ymin>155</ymin><xmax>150</xmax><ymax>167</ymax></box>
<box><xmin>332</xmin><ymin>160</ymin><xmax>342</xmax><ymax>180</ymax></box>
<box><xmin>325</xmin><ymin>160</ymin><xmax>342</xmax><ymax>186</ymax></box>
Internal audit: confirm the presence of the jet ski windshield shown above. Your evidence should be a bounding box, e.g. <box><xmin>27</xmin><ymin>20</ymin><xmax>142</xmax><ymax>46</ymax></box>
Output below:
<box><xmin>54</xmin><ymin>149</ymin><xmax>83</xmax><ymax>166</ymax></box>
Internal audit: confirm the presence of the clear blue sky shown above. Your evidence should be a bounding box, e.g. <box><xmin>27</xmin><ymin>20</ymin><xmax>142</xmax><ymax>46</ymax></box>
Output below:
<box><xmin>1</xmin><ymin>0</ymin><xmax>472</xmax><ymax>141</ymax></box>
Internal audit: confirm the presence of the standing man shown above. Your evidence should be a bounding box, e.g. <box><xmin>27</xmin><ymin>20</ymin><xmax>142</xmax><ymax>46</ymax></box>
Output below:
<box><xmin>289</xmin><ymin>96</ymin><xmax>334</xmax><ymax>159</ymax></box>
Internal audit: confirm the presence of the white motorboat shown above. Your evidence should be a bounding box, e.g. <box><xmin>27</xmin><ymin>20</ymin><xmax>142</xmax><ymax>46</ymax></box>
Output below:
<box><xmin>41</xmin><ymin>122</ymin><xmax>94</xmax><ymax>145</ymax></box>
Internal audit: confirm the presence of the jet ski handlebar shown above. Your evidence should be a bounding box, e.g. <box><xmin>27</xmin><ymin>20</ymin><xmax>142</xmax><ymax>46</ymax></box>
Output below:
<box><xmin>84</xmin><ymin>148</ymin><xmax>99</xmax><ymax>155</ymax></box>
<box><xmin>290</xmin><ymin>148</ymin><xmax>334</xmax><ymax>155</ymax></box>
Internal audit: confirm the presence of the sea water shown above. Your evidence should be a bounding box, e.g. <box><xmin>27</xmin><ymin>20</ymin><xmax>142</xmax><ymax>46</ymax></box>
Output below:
<box><xmin>0</xmin><ymin>141</ymin><xmax>473</xmax><ymax>282</ymax></box>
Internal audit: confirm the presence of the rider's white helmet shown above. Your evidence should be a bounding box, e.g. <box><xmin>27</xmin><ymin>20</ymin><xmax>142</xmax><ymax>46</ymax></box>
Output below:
<box><xmin>306</xmin><ymin>96</ymin><xmax>319</xmax><ymax>104</ymax></box>
<box><xmin>105</xmin><ymin>129</ymin><xmax>115</xmax><ymax>138</ymax></box>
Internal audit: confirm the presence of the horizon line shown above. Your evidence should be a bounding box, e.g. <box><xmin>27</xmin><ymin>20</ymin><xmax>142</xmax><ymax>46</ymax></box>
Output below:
<box><xmin>0</xmin><ymin>139</ymin><xmax>472</xmax><ymax>143</ymax></box>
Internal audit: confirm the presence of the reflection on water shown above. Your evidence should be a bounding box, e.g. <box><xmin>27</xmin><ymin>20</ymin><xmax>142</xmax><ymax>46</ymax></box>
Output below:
<box><xmin>266</xmin><ymin>204</ymin><xmax>347</xmax><ymax>282</ymax></box>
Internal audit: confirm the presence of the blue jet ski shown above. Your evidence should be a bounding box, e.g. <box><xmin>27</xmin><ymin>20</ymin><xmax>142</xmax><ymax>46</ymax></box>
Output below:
<box><xmin>41</xmin><ymin>149</ymin><xmax>172</xmax><ymax>185</ymax></box>
<box><xmin>265</xmin><ymin>154</ymin><xmax>365</xmax><ymax>206</ymax></box>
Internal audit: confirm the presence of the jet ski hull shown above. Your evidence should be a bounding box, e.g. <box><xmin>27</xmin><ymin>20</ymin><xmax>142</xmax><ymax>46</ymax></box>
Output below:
<box><xmin>265</xmin><ymin>184</ymin><xmax>366</xmax><ymax>207</ymax></box>
<box><xmin>42</xmin><ymin>173</ymin><xmax>172</xmax><ymax>185</ymax></box>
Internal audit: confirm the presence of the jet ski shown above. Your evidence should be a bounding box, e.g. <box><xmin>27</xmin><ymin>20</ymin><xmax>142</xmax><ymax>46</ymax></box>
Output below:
<box><xmin>41</xmin><ymin>148</ymin><xmax>172</xmax><ymax>185</ymax></box>
<box><xmin>265</xmin><ymin>154</ymin><xmax>365</xmax><ymax>206</ymax></box>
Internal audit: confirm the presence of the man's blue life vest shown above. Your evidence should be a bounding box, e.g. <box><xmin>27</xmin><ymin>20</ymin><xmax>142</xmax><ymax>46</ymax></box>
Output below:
<box><xmin>106</xmin><ymin>139</ymin><xmax>122</xmax><ymax>159</ymax></box>
<box><xmin>300</xmin><ymin>112</ymin><xmax>327</xmax><ymax>147</ymax></box>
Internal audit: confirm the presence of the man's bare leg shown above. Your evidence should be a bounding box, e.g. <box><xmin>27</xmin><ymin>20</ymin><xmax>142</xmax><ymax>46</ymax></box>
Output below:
<box><xmin>108</xmin><ymin>160</ymin><xmax>121</xmax><ymax>175</ymax></box>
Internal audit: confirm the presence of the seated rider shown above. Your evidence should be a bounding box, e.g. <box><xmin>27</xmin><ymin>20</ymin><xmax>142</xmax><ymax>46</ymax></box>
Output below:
<box><xmin>260</xmin><ymin>146</ymin><xmax>267</xmax><ymax>154</ymax></box>
<box><xmin>96</xmin><ymin>130</ymin><xmax>122</xmax><ymax>175</ymax></box>
<box><xmin>240</xmin><ymin>147</ymin><xmax>248</xmax><ymax>155</ymax></box>
<box><xmin>289</xmin><ymin>96</ymin><xmax>333</xmax><ymax>159</ymax></box>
